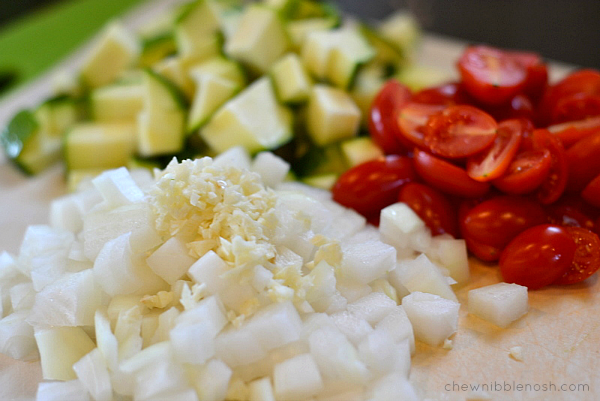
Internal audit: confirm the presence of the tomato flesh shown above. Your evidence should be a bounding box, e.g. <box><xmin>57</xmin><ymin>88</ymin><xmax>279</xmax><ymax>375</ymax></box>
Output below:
<box><xmin>332</xmin><ymin>155</ymin><xmax>416</xmax><ymax>219</ymax></box>
<box><xmin>532</xmin><ymin>129</ymin><xmax>569</xmax><ymax>204</ymax></box>
<box><xmin>553</xmin><ymin>227</ymin><xmax>600</xmax><ymax>285</ymax></box>
<box><xmin>424</xmin><ymin>105</ymin><xmax>498</xmax><ymax>159</ymax></box>
<box><xmin>566</xmin><ymin>131</ymin><xmax>600</xmax><ymax>192</ymax></box>
<box><xmin>466</xmin><ymin>118</ymin><xmax>524</xmax><ymax>181</ymax></box>
<box><xmin>458</xmin><ymin>45</ymin><xmax>527</xmax><ymax>105</ymax></box>
<box><xmin>398</xmin><ymin>182</ymin><xmax>458</xmax><ymax>237</ymax></box>
<box><xmin>547</xmin><ymin>116</ymin><xmax>600</xmax><ymax>148</ymax></box>
<box><xmin>500</xmin><ymin>224</ymin><xmax>576</xmax><ymax>290</ymax></box>
<box><xmin>368</xmin><ymin>80</ymin><xmax>412</xmax><ymax>154</ymax></box>
<box><xmin>413</xmin><ymin>148</ymin><xmax>490</xmax><ymax>197</ymax></box>
<box><xmin>461</xmin><ymin>196</ymin><xmax>547</xmax><ymax>250</ymax></box>
<box><xmin>582</xmin><ymin>174</ymin><xmax>600</xmax><ymax>208</ymax></box>
<box><xmin>492</xmin><ymin>148</ymin><xmax>552</xmax><ymax>194</ymax></box>
<box><xmin>396</xmin><ymin>102</ymin><xmax>445</xmax><ymax>149</ymax></box>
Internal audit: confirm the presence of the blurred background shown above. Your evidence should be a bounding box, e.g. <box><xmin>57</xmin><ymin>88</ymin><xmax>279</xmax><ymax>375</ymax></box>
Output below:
<box><xmin>0</xmin><ymin>0</ymin><xmax>598</xmax><ymax>95</ymax></box>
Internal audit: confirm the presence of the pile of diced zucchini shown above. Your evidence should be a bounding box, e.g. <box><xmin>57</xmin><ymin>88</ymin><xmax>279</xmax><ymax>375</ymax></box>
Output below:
<box><xmin>1</xmin><ymin>0</ymin><xmax>426</xmax><ymax>188</ymax></box>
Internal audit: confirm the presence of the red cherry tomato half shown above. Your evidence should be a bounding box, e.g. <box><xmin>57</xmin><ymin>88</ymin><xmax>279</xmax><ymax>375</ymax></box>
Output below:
<box><xmin>546</xmin><ymin>194</ymin><xmax>598</xmax><ymax>232</ymax></box>
<box><xmin>424</xmin><ymin>105</ymin><xmax>498</xmax><ymax>159</ymax></box>
<box><xmin>507</xmin><ymin>50</ymin><xmax>549</xmax><ymax>101</ymax></box>
<box><xmin>492</xmin><ymin>149</ymin><xmax>552</xmax><ymax>194</ymax></box>
<box><xmin>332</xmin><ymin>155</ymin><xmax>416</xmax><ymax>218</ymax></box>
<box><xmin>532</xmin><ymin>128</ymin><xmax>569</xmax><ymax>204</ymax></box>
<box><xmin>413</xmin><ymin>148</ymin><xmax>490</xmax><ymax>197</ymax></box>
<box><xmin>461</xmin><ymin>196</ymin><xmax>547</xmax><ymax>250</ymax></box>
<box><xmin>398</xmin><ymin>182</ymin><xmax>458</xmax><ymax>237</ymax></box>
<box><xmin>565</xmin><ymin>131</ymin><xmax>600</xmax><ymax>192</ymax></box>
<box><xmin>411</xmin><ymin>82</ymin><xmax>469</xmax><ymax>105</ymax></box>
<box><xmin>500</xmin><ymin>224</ymin><xmax>576</xmax><ymax>290</ymax></box>
<box><xmin>547</xmin><ymin>116</ymin><xmax>600</xmax><ymax>148</ymax></box>
<box><xmin>538</xmin><ymin>69</ymin><xmax>600</xmax><ymax>125</ymax></box>
<box><xmin>458</xmin><ymin>45</ymin><xmax>527</xmax><ymax>105</ymax></box>
<box><xmin>368</xmin><ymin>80</ymin><xmax>412</xmax><ymax>155</ymax></box>
<box><xmin>553</xmin><ymin>227</ymin><xmax>600</xmax><ymax>285</ymax></box>
<box><xmin>551</xmin><ymin>93</ymin><xmax>600</xmax><ymax>124</ymax></box>
<box><xmin>582</xmin><ymin>174</ymin><xmax>600</xmax><ymax>208</ymax></box>
<box><xmin>466</xmin><ymin>118</ymin><xmax>524</xmax><ymax>181</ymax></box>
<box><xmin>465</xmin><ymin>236</ymin><xmax>502</xmax><ymax>262</ymax></box>
<box><xmin>396</xmin><ymin>102</ymin><xmax>445</xmax><ymax>149</ymax></box>
<box><xmin>484</xmin><ymin>93</ymin><xmax>535</xmax><ymax>122</ymax></box>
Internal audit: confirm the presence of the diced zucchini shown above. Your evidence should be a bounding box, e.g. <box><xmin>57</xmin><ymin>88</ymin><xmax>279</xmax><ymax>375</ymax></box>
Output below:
<box><xmin>142</xmin><ymin>69</ymin><xmax>187</xmax><ymax>112</ymax></box>
<box><xmin>35</xmin><ymin>96</ymin><xmax>80</xmax><ymax>139</ymax></box>
<box><xmin>189</xmin><ymin>57</ymin><xmax>247</xmax><ymax>88</ymax></box>
<box><xmin>292</xmin><ymin>142</ymin><xmax>347</xmax><ymax>177</ymax></box>
<box><xmin>65</xmin><ymin>123</ymin><xmax>137</xmax><ymax>170</ymax></box>
<box><xmin>200</xmin><ymin>77</ymin><xmax>293</xmax><ymax>154</ymax></box>
<box><xmin>187</xmin><ymin>74</ymin><xmax>240</xmax><ymax>132</ymax></box>
<box><xmin>225</xmin><ymin>5</ymin><xmax>290</xmax><ymax>74</ymax></box>
<box><xmin>301</xmin><ymin>27</ymin><xmax>375</xmax><ymax>88</ymax></box>
<box><xmin>286</xmin><ymin>17</ymin><xmax>340</xmax><ymax>49</ymax></box>
<box><xmin>262</xmin><ymin>0</ymin><xmax>299</xmax><ymax>17</ymax></box>
<box><xmin>377</xmin><ymin>11</ymin><xmax>421</xmax><ymax>57</ymax></box>
<box><xmin>179</xmin><ymin>32</ymin><xmax>224</xmax><ymax>66</ymax></box>
<box><xmin>395</xmin><ymin>64</ymin><xmax>452</xmax><ymax>92</ymax></box>
<box><xmin>350</xmin><ymin>63</ymin><xmax>388</xmax><ymax>126</ymax></box>
<box><xmin>90</xmin><ymin>84</ymin><xmax>144</xmax><ymax>122</ymax></box>
<box><xmin>80</xmin><ymin>22</ymin><xmax>140</xmax><ymax>88</ymax></box>
<box><xmin>305</xmin><ymin>85</ymin><xmax>361</xmax><ymax>146</ymax></box>
<box><xmin>270</xmin><ymin>53</ymin><xmax>312</xmax><ymax>104</ymax></box>
<box><xmin>2</xmin><ymin>97</ymin><xmax>80</xmax><ymax>175</ymax></box>
<box><xmin>137</xmin><ymin>70</ymin><xmax>187</xmax><ymax>157</ymax></box>
<box><xmin>1</xmin><ymin>110</ymin><xmax>58</xmax><ymax>175</ymax></box>
<box><xmin>139</xmin><ymin>33</ymin><xmax>177</xmax><ymax>67</ymax></box>
<box><xmin>327</xmin><ymin>30</ymin><xmax>375</xmax><ymax>89</ymax></box>
<box><xmin>174</xmin><ymin>0</ymin><xmax>221</xmax><ymax>59</ymax></box>
<box><xmin>359</xmin><ymin>24</ymin><xmax>404</xmax><ymax>67</ymax></box>
<box><xmin>301</xmin><ymin>173</ymin><xmax>338</xmax><ymax>190</ymax></box>
<box><xmin>290</xmin><ymin>0</ymin><xmax>339</xmax><ymax>20</ymax></box>
<box><xmin>152</xmin><ymin>57</ymin><xmax>195</xmax><ymax>99</ymax></box>
<box><xmin>340</xmin><ymin>137</ymin><xmax>384</xmax><ymax>167</ymax></box>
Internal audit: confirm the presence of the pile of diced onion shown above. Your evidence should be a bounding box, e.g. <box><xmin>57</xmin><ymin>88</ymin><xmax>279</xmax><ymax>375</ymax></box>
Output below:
<box><xmin>0</xmin><ymin>148</ymin><xmax>529</xmax><ymax>401</ymax></box>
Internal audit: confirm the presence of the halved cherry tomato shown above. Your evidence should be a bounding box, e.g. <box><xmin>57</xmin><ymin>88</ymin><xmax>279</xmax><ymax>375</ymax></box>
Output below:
<box><xmin>461</xmin><ymin>196</ymin><xmax>547</xmax><ymax>250</ymax></box>
<box><xmin>565</xmin><ymin>131</ymin><xmax>600</xmax><ymax>191</ymax></box>
<box><xmin>396</xmin><ymin>102</ymin><xmax>445</xmax><ymax>149</ymax></box>
<box><xmin>332</xmin><ymin>155</ymin><xmax>416</xmax><ymax>219</ymax></box>
<box><xmin>546</xmin><ymin>194</ymin><xmax>598</xmax><ymax>234</ymax></box>
<box><xmin>465</xmin><ymin>237</ymin><xmax>502</xmax><ymax>262</ymax></box>
<box><xmin>423</xmin><ymin>104</ymin><xmax>498</xmax><ymax>159</ymax></box>
<box><xmin>538</xmin><ymin>69</ymin><xmax>600</xmax><ymax>125</ymax></box>
<box><xmin>458</xmin><ymin>45</ymin><xmax>527</xmax><ymax>105</ymax></box>
<box><xmin>368</xmin><ymin>80</ymin><xmax>412</xmax><ymax>154</ymax></box>
<box><xmin>551</xmin><ymin>93</ymin><xmax>600</xmax><ymax>124</ymax></box>
<box><xmin>466</xmin><ymin>118</ymin><xmax>524</xmax><ymax>181</ymax></box>
<box><xmin>499</xmin><ymin>224</ymin><xmax>576</xmax><ymax>290</ymax></box>
<box><xmin>492</xmin><ymin>149</ymin><xmax>552</xmax><ymax>194</ymax></box>
<box><xmin>532</xmin><ymin>128</ymin><xmax>569</xmax><ymax>204</ymax></box>
<box><xmin>582</xmin><ymin>174</ymin><xmax>600</xmax><ymax>208</ymax></box>
<box><xmin>484</xmin><ymin>94</ymin><xmax>535</xmax><ymax>122</ymax></box>
<box><xmin>553</xmin><ymin>227</ymin><xmax>600</xmax><ymax>285</ymax></box>
<box><xmin>412</xmin><ymin>148</ymin><xmax>490</xmax><ymax>197</ymax></box>
<box><xmin>507</xmin><ymin>50</ymin><xmax>548</xmax><ymax>101</ymax></box>
<box><xmin>547</xmin><ymin>116</ymin><xmax>600</xmax><ymax>148</ymax></box>
<box><xmin>398</xmin><ymin>182</ymin><xmax>458</xmax><ymax>237</ymax></box>
<box><xmin>411</xmin><ymin>82</ymin><xmax>469</xmax><ymax>105</ymax></box>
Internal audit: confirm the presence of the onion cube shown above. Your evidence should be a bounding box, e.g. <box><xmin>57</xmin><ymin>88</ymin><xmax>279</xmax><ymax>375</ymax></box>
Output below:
<box><xmin>191</xmin><ymin>359</ymin><xmax>232</xmax><ymax>401</ymax></box>
<box><xmin>249</xmin><ymin>377</ymin><xmax>275</xmax><ymax>401</ymax></box>
<box><xmin>36</xmin><ymin>380</ymin><xmax>91</xmax><ymax>401</ymax></box>
<box><xmin>35</xmin><ymin>326</ymin><xmax>96</xmax><ymax>380</ymax></box>
<box><xmin>379</xmin><ymin>203</ymin><xmax>431</xmax><ymax>252</ymax></box>
<box><xmin>391</xmin><ymin>254</ymin><xmax>458</xmax><ymax>302</ymax></box>
<box><xmin>329</xmin><ymin>311</ymin><xmax>373</xmax><ymax>346</ymax></box>
<box><xmin>273</xmin><ymin>353</ymin><xmax>324</xmax><ymax>400</ymax></box>
<box><xmin>402</xmin><ymin>292</ymin><xmax>460</xmax><ymax>347</ymax></box>
<box><xmin>468</xmin><ymin>283</ymin><xmax>528</xmax><ymax>328</ymax></box>
<box><xmin>73</xmin><ymin>348</ymin><xmax>113</xmax><ymax>401</ymax></box>
<box><xmin>347</xmin><ymin>292</ymin><xmax>397</xmax><ymax>326</ymax></box>
<box><xmin>375</xmin><ymin>306</ymin><xmax>415</xmax><ymax>354</ymax></box>
<box><xmin>251</xmin><ymin>151</ymin><xmax>290</xmax><ymax>188</ymax></box>
<box><xmin>0</xmin><ymin>310</ymin><xmax>38</xmax><ymax>361</ymax></box>
<box><xmin>91</xmin><ymin>167</ymin><xmax>145</xmax><ymax>208</ymax></box>
<box><xmin>340</xmin><ymin>240</ymin><xmax>396</xmax><ymax>284</ymax></box>
<box><xmin>426</xmin><ymin>236</ymin><xmax>470</xmax><ymax>284</ymax></box>
<box><xmin>147</xmin><ymin>236</ymin><xmax>196</xmax><ymax>284</ymax></box>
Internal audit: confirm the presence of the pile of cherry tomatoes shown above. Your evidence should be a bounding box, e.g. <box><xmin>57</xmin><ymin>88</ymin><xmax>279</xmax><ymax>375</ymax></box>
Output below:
<box><xmin>332</xmin><ymin>45</ymin><xmax>600</xmax><ymax>290</ymax></box>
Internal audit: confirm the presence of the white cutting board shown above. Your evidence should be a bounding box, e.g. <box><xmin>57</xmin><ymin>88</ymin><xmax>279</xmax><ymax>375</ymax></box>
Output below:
<box><xmin>0</xmin><ymin>1</ymin><xmax>593</xmax><ymax>401</ymax></box>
